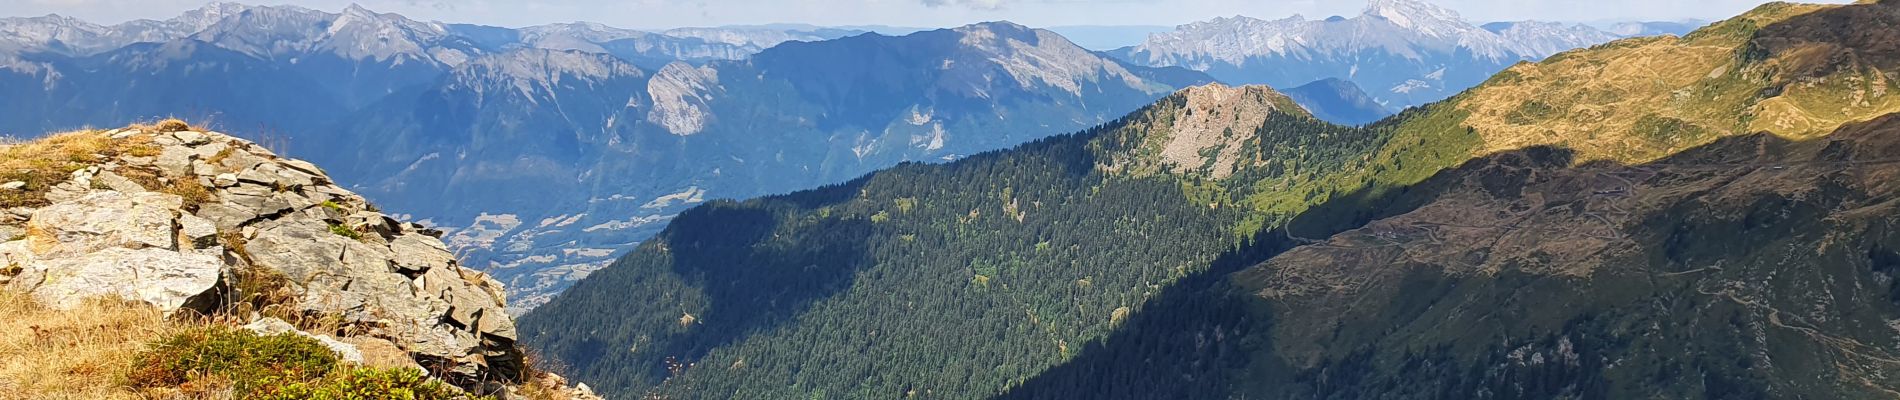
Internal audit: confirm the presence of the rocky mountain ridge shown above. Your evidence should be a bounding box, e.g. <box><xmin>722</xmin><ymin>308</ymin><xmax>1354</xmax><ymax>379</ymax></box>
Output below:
<box><xmin>0</xmin><ymin>122</ymin><xmax>597</xmax><ymax>398</ymax></box>
<box><xmin>316</xmin><ymin>19</ymin><xmax>1214</xmax><ymax>312</ymax></box>
<box><xmin>4</xmin><ymin>2</ymin><xmax>1467</xmax><ymax>316</ymax></box>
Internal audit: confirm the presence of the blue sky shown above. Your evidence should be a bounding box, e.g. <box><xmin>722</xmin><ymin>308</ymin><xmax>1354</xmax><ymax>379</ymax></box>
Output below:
<box><xmin>7</xmin><ymin>0</ymin><xmax>1851</xmax><ymax>29</ymax></box>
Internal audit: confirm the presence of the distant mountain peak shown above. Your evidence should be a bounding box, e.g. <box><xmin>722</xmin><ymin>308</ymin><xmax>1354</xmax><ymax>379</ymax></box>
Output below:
<box><xmin>955</xmin><ymin>20</ymin><xmax>1034</xmax><ymax>34</ymax></box>
<box><xmin>1105</xmin><ymin>83</ymin><xmax>1308</xmax><ymax>179</ymax></box>
<box><xmin>1362</xmin><ymin>0</ymin><xmax>1467</xmax><ymax>29</ymax></box>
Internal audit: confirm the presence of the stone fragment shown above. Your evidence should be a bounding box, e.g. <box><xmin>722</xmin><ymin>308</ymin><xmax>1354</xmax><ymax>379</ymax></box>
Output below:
<box><xmin>172</xmin><ymin>131</ymin><xmax>209</xmax><ymax>146</ymax></box>
<box><xmin>390</xmin><ymin>234</ymin><xmax>453</xmax><ymax>273</ymax></box>
<box><xmin>94</xmin><ymin>170</ymin><xmax>147</xmax><ymax>193</ymax></box>
<box><xmin>347</xmin><ymin>211</ymin><xmax>399</xmax><ymax>239</ymax></box>
<box><xmin>155</xmin><ymin>146</ymin><xmax>194</xmax><ymax>177</ymax></box>
<box><xmin>216</xmin><ymin>148</ymin><xmax>268</xmax><ymax>171</ymax></box>
<box><xmin>191</xmin><ymin>141</ymin><xmax>229</xmax><ymax>160</ymax></box>
<box><xmin>194</xmin><ymin>202</ymin><xmax>257</xmax><ymax>231</ymax></box>
<box><xmin>178</xmin><ymin>213</ymin><xmax>220</xmax><ymax>249</ymax></box>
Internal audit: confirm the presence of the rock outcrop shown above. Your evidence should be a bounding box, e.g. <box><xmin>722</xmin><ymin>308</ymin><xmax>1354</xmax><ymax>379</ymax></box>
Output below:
<box><xmin>0</xmin><ymin>125</ymin><xmax>545</xmax><ymax>393</ymax></box>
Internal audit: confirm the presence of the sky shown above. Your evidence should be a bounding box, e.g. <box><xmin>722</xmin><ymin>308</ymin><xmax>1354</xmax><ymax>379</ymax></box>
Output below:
<box><xmin>4</xmin><ymin>0</ymin><xmax>1852</xmax><ymax>30</ymax></box>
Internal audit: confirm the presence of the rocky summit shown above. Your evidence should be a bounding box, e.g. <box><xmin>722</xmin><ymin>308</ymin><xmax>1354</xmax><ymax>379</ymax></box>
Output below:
<box><xmin>0</xmin><ymin>123</ymin><xmax>597</xmax><ymax>398</ymax></box>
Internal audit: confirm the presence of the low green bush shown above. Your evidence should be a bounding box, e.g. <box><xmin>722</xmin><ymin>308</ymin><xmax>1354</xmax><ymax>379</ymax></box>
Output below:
<box><xmin>128</xmin><ymin>326</ymin><xmax>476</xmax><ymax>400</ymax></box>
<box><xmin>256</xmin><ymin>367</ymin><xmax>462</xmax><ymax>400</ymax></box>
<box><xmin>127</xmin><ymin>325</ymin><xmax>338</xmax><ymax>393</ymax></box>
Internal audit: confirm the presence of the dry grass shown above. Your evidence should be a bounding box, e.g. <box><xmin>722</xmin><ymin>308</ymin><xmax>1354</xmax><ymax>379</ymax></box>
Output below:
<box><xmin>137</xmin><ymin>119</ymin><xmax>193</xmax><ymax>134</ymax></box>
<box><xmin>0</xmin><ymin>289</ymin><xmax>187</xmax><ymax>399</ymax></box>
<box><xmin>162</xmin><ymin>177</ymin><xmax>215</xmax><ymax>208</ymax></box>
<box><xmin>0</xmin><ymin>130</ymin><xmax>161</xmax><ymax>209</ymax></box>
<box><xmin>1441</xmin><ymin>2</ymin><xmax>1876</xmax><ymax>165</ymax></box>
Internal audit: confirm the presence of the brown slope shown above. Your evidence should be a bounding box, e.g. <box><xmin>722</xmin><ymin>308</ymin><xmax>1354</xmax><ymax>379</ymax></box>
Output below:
<box><xmin>1432</xmin><ymin>1</ymin><xmax>1900</xmax><ymax>164</ymax></box>
<box><xmin>1231</xmin><ymin>111</ymin><xmax>1900</xmax><ymax>398</ymax></box>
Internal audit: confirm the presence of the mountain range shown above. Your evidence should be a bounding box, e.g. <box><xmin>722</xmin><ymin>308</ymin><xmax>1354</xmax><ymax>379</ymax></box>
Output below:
<box><xmin>1112</xmin><ymin>0</ymin><xmax>1640</xmax><ymax>111</ymax></box>
<box><xmin>522</xmin><ymin>1</ymin><xmax>1900</xmax><ymax>398</ymax></box>
<box><xmin>0</xmin><ymin>0</ymin><xmax>1660</xmax><ymax>313</ymax></box>
<box><xmin>0</xmin><ymin>3</ymin><xmax>1224</xmax><ymax>312</ymax></box>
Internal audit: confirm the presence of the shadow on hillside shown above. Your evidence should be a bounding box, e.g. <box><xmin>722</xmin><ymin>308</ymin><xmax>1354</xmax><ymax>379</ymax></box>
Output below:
<box><xmin>520</xmin><ymin>177</ymin><xmax>879</xmax><ymax>391</ymax></box>
<box><xmin>654</xmin><ymin>202</ymin><xmax>879</xmax><ymax>373</ymax></box>
<box><xmin>992</xmin><ymin>145</ymin><xmax>1582</xmax><ymax>399</ymax></box>
<box><xmin>993</xmin><ymin>111</ymin><xmax>1900</xmax><ymax>398</ymax></box>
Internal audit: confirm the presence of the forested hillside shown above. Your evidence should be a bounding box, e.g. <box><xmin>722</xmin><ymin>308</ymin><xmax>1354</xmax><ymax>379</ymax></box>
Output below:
<box><xmin>523</xmin><ymin>1</ymin><xmax>1900</xmax><ymax>399</ymax></box>
<box><xmin>520</xmin><ymin>84</ymin><xmax>1404</xmax><ymax>398</ymax></box>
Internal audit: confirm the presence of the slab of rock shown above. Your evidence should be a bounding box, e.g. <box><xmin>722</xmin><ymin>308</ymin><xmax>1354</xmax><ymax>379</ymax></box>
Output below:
<box><xmin>178</xmin><ymin>213</ymin><xmax>219</xmax><ymax>249</ymax></box>
<box><xmin>243</xmin><ymin>318</ymin><xmax>365</xmax><ymax>364</ymax></box>
<box><xmin>172</xmin><ymin>131</ymin><xmax>210</xmax><ymax>146</ymax></box>
<box><xmin>390</xmin><ymin>234</ymin><xmax>453</xmax><ymax>273</ymax></box>
<box><xmin>215</xmin><ymin>148</ymin><xmax>268</xmax><ymax>172</ymax></box>
<box><xmin>194</xmin><ymin>202</ymin><xmax>258</xmax><ymax>231</ymax></box>
<box><xmin>28</xmin><ymin>191</ymin><xmax>180</xmax><ymax>254</ymax></box>
<box><xmin>8</xmin><ymin>246</ymin><xmax>221</xmax><ymax>312</ymax></box>
<box><xmin>94</xmin><ymin>170</ymin><xmax>147</xmax><ymax>193</ymax></box>
<box><xmin>190</xmin><ymin>141</ymin><xmax>228</xmax><ymax>160</ymax></box>
<box><xmin>213</xmin><ymin>173</ymin><xmax>239</xmax><ymax>188</ymax></box>
<box><xmin>155</xmin><ymin>146</ymin><xmax>194</xmax><ymax>177</ymax></box>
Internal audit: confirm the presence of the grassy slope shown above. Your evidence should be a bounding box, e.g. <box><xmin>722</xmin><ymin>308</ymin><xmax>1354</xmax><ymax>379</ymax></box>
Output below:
<box><xmin>1223</xmin><ymin>1</ymin><xmax>1898</xmax><ymax>240</ymax></box>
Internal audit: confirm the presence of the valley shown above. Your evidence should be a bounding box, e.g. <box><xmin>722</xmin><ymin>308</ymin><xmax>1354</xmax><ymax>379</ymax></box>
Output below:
<box><xmin>3</xmin><ymin>0</ymin><xmax>1895</xmax><ymax>399</ymax></box>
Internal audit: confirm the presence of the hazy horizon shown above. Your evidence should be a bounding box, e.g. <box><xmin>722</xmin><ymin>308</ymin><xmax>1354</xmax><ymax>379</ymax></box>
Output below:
<box><xmin>4</xmin><ymin>0</ymin><xmax>1847</xmax><ymax>32</ymax></box>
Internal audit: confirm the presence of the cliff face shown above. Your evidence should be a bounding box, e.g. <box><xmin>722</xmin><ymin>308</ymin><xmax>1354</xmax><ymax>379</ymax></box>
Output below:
<box><xmin>0</xmin><ymin>123</ymin><xmax>590</xmax><ymax>397</ymax></box>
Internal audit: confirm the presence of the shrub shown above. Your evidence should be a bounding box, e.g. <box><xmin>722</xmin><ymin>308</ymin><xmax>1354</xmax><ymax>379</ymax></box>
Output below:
<box><xmin>128</xmin><ymin>326</ymin><xmax>476</xmax><ymax>399</ymax></box>
<box><xmin>161</xmin><ymin>177</ymin><xmax>215</xmax><ymax>208</ymax></box>
<box><xmin>126</xmin><ymin>326</ymin><xmax>339</xmax><ymax>393</ymax></box>
<box><xmin>255</xmin><ymin>367</ymin><xmax>462</xmax><ymax>400</ymax></box>
<box><xmin>329</xmin><ymin>223</ymin><xmax>363</xmax><ymax>240</ymax></box>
